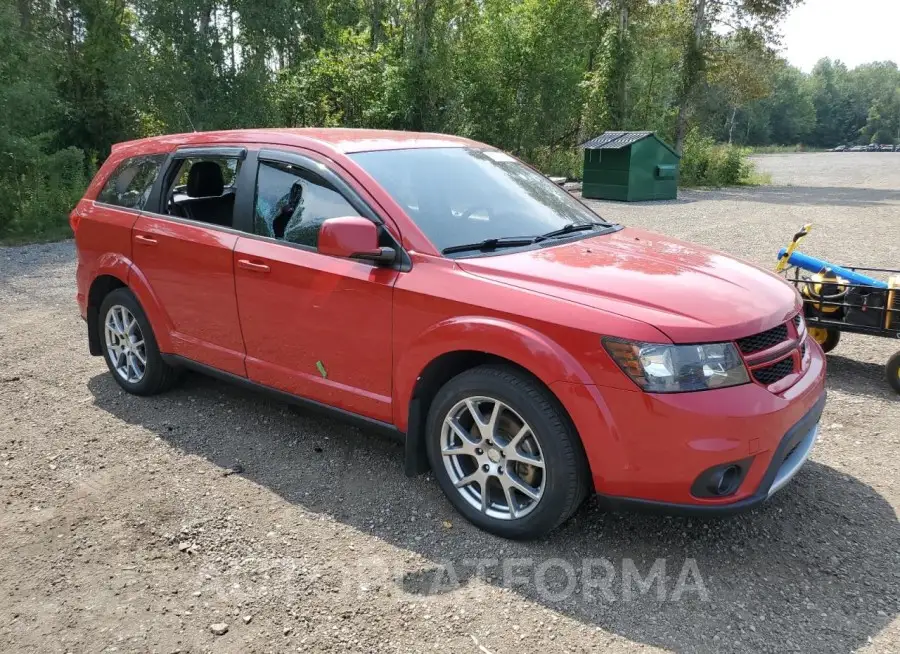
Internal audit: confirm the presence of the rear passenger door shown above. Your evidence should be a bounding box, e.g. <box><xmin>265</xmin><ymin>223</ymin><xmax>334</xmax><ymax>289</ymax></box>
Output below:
<box><xmin>231</xmin><ymin>149</ymin><xmax>399</xmax><ymax>422</ymax></box>
<box><xmin>131</xmin><ymin>146</ymin><xmax>250</xmax><ymax>376</ymax></box>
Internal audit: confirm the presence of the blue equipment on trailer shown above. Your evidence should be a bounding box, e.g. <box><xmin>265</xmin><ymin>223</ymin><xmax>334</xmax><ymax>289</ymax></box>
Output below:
<box><xmin>775</xmin><ymin>224</ymin><xmax>900</xmax><ymax>394</ymax></box>
<box><xmin>775</xmin><ymin>248</ymin><xmax>888</xmax><ymax>288</ymax></box>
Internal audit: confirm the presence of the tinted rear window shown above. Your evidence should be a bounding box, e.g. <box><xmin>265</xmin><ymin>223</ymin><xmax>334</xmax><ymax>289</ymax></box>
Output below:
<box><xmin>97</xmin><ymin>155</ymin><xmax>166</xmax><ymax>210</ymax></box>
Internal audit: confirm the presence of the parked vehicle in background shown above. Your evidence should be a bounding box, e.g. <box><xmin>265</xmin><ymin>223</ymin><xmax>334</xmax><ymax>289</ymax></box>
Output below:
<box><xmin>72</xmin><ymin>128</ymin><xmax>827</xmax><ymax>539</ymax></box>
<box><xmin>830</xmin><ymin>145</ymin><xmax>847</xmax><ymax>152</ymax></box>
<box><xmin>849</xmin><ymin>145</ymin><xmax>867</xmax><ymax>152</ymax></box>
<box><xmin>879</xmin><ymin>144</ymin><xmax>894</xmax><ymax>152</ymax></box>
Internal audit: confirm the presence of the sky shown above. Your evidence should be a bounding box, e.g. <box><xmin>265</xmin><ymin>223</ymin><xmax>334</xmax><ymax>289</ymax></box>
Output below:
<box><xmin>780</xmin><ymin>0</ymin><xmax>900</xmax><ymax>71</ymax></box>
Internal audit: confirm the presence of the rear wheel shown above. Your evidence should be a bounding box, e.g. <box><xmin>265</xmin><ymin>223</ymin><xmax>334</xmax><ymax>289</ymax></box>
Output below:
<box><xmin>886</xmin><ymin>352</ymin><xmax>900</xmax><ymax>395</ymax></box>
<box><xmin>809</xmin><ymin>326</ymin><xmax>841</xmax><ymax>353</ymax></box>
<box><xmin>98</xmin><ymin>288</ymin><xmax>180</xmax><ymax>395</ymax></box>
<box><xmin>425</xmin><ymin>365</ymin><xmax>589</xmax><ymax>540</ymax></box>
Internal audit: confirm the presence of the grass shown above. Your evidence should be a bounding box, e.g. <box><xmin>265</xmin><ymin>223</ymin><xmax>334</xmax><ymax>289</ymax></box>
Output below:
<box><xmin>744</xmin><ymin>169</ymin><xmax>773</xmax><ymax>186</ymax></box>
<box><xmin>0</xmin><ymin>225</ymin><xmax>73</xmax><ymax>246</ymax></box>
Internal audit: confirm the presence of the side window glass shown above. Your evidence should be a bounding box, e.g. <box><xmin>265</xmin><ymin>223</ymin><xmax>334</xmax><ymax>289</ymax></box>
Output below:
<box><xmin>97</xmin><ymin>156</ymin><xmax>164</xmax><ymax>210</ymax></box>
<box><xmin>254</xmin><ymin>160</ymin><xmax>359</xmax><ymax>249</ymax></box>
<box><xmin>163</xmin><ymin>156</ymin><xmax>241</xmax><ymax>227</ymax></box>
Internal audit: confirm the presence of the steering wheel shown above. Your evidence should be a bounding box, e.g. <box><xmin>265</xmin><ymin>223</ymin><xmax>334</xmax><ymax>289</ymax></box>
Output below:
<box><xmin>458</xmin><ymin>206</ymin><xmax>492</xmax><ymax>220</ymax></box>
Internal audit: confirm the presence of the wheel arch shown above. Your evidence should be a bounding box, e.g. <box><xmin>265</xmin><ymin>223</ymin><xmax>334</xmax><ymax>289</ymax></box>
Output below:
<box><xmin>86</xmin><ymin>260</ymin><xmax>174</xmax><ymax>356</ymax></box>
<box><xmin>397</xmin><ymin>317</ymin><xmax>597</xmax><ymax>477</ymax></box>
<box><xmin>87</xmin><ymin>274</ymin><xmax>127</xmax><ymax>355</ymax></box>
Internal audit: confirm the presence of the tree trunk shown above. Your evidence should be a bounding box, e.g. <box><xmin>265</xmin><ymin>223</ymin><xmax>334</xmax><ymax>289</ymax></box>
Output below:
<box><xmin>728</xmin><ymin>106</ymin><xmax>737</xmax><ymax>144</ymax></box>
<box><xmin>410</xmin><ymin>0</ymin><xmax>436</xmax><ymax>130</ymax></box>
<box><xmin>229</xmin><ymin>5</ymin><xmax>236</xmax><ymax>73</ymax></box>
<box><xmin>17</xmin><ymin>0</ymin><xmax>30</xmax><ymax>32</ymax></box>
<box><xmin>675</xmin><ymin>0</ymin><xmax>708</xmax><ymax>153</ymax></box>
<box><xmin>675</xmin><ymin>105</ymin><xmax>689</xmax><ymax>154</ymax></box>
<box><xmin>199</xmin><ymin>5</ymin><xmax>211</xmax><ymax>37</ymax></box>
<box><xmin>370</xmin><ymin>0</ymin><xmax>385</xmax><ymax>49</ymax></box>
<box><xmin>617</xmin><ymin>0</ymin><xmax>629</xmax><ymax>128</ymax></box>
<box><xmin>643</xmin><ymin>58</ymin><xmax>656</xmax><ymax>124</ymax></box>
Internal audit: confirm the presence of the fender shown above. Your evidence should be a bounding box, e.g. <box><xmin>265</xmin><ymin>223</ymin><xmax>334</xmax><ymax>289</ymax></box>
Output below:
<box><xmin>80</xmin><ymin>251</ymin><xmax>131</xmax><ymax>319</ymax></box>
<box><xmin>395</xmin><ymin>317</ymin><xmax>596</xmax><ymax>427</ymax></box>
<box><xmin>85</xmin><ymin>253</ymin><xmax>137</xmax><ymax>355</ymax></box>
<box><xmin>91</xmin><ymin>252</ymin><xmax>132</xmax><ymax>287</ymax></box>
<box><xmin>88</xmin><ymin>254</ymin><xmax>173</xmax><ymax>354</ymax></box>
<box><xmin>394</xmin><ymin>316</ymin><xmax>623</xmax><ymax>485</ymax></box>
<box><xmin>126</xmin><ymin>262</ymin><xmax>175</xmax><ymax>353</ymax></box>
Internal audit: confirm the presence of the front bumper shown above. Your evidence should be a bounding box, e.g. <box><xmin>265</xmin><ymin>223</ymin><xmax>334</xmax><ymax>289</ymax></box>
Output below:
<box><xmin>596</xmin><ymin>391</ymin><xmax>825</xmax><ymax>516</ymax></box>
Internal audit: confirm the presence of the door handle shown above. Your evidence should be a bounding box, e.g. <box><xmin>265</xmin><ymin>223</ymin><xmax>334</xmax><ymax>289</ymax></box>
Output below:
<box><xmin>237</xmin><ymin>259</ymin><xmax>271</xmax><ymax>273</ymax></box>
<box><xmin>134</xmin><ymin>234</ymin><xmax>158</xmax><ymax>245</ymax></box>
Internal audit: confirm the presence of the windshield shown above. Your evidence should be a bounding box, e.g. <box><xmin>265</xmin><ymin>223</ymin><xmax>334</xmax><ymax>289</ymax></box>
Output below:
<box><xmin>350</xmin><ymin>147</ymin><xmax>609</xmax><ymax>254</ymax></box>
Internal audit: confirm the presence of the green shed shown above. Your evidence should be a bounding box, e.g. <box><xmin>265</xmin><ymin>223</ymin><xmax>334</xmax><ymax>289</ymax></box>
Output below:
<box><xmin>580</xmin><ymin>131</ymin><xmax>680</xmax><ymax>202</ymax></box>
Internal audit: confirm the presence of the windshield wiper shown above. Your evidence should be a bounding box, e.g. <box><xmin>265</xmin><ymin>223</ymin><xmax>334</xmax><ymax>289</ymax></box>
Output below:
<box><xmin>442</xmin><ymin>222</ymin><xmax>615</xmax><ymax>255</ymax></box>
<box><xmin>442</xmin><ymin>236</ymin><xmax>541</xmax><ymax>255</ymax></box>
<box><xmin>540</xmin><ymin>221</ymin><xmax>610</xmax><ymax>239</ymax></box>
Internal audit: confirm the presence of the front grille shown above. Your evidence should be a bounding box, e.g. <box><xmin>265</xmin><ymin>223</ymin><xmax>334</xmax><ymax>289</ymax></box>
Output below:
<box><xmin>801</xmin><ymin>342</ymin><xmax>807</xmax><ymax>359</ymax></box>
<box><xmin>737</xmin><ymin>324</ymin><xmax>789</xmax><ymax>354</ymax></box>
<box><xmin>793</xmin><ymin>313</ymin><xmax>802</xmax><ymax>328</ymax></box>
<box><xmin>753</xmin><ymin>357</ymin><xmax>795</xmax><ymax>385</ymax></box>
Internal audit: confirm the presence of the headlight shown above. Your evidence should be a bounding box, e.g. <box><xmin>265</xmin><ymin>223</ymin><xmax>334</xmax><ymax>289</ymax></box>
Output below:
<box><xmin>603</xmin><ymin>339</ymin><xmax>750</xmax><ymax>393</ymax></box>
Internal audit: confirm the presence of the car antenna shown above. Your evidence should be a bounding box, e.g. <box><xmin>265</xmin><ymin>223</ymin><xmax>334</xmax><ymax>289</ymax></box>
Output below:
<box><xmin>175</xmin><ymin>101</ymin><xmax>197</xmax><ymax>132</ymax></box>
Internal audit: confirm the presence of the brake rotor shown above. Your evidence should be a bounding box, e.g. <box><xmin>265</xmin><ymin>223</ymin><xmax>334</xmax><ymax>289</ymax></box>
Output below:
<box><xmin>498</xmin><ymin>414</ymin><xmax>541</xmax><ymax>486</ymax></box>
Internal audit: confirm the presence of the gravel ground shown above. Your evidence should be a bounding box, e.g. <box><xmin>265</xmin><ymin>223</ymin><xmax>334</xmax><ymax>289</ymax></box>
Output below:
<box><xmin>1</xmin><ymin>153</ymin><xmax>898</xmax><ymax>653</ymax></box>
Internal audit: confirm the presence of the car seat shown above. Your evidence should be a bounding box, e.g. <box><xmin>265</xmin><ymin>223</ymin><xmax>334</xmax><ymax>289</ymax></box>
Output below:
<box><xmin>179</xmin><ymin>161</ymin><xmax>235</xmax><ymax>227</ymax></box>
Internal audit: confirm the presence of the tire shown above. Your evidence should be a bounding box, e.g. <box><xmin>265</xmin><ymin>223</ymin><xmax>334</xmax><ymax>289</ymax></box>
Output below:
<box><xmin>809</xmin><ymin>326</ymin><xmax>841</xmax><ymax>353</ymax></box>
<box><xmin>887</xmin><ymin>352</ymin><xmax>900</xmax><ymax>395</ymax></box>
<box><xmin>98</xmin><ymin>288</ymin><xmax>180</xmax><ymax>396</ymax></box>
<box><xmin>425</xmin><ymin>364</ymin><xmax>590</xmax><ymax>540</ymax></box>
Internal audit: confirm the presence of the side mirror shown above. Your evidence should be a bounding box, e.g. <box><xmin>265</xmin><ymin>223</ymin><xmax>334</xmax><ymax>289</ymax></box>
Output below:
<box><xmin>318</xmin><ymin>216</ymin><xmax>396</xmax><ymax>265</ymax></box>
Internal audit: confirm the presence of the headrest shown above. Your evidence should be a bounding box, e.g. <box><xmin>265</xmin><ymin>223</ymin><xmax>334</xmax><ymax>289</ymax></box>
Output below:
<box><xmin>186</xmin><ymin>161</ymin><xmax>224</xmax><ymax>197</ymax></box>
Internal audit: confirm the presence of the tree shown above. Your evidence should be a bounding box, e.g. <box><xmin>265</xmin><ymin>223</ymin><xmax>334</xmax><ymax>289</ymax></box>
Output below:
<box><xmin>672</xmin><ymin>0</ymin><xmax>803</xmax><ymax>152</ymax></box>
<box><xmin>4</xmin><ymin>0</ymin><xmax>900</xmax><ymax>240</ymax></box>
<box><xmin>708</xmin><ymin>30</ymin><xmax>775</xmax><ymax>143</ymax></box>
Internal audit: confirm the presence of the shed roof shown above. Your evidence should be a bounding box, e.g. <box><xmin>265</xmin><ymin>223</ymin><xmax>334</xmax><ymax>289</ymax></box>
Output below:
<box><xmin>579</xmin><ymin>131</ymin><xmax>680</xmax><ymax>157</ymax></box>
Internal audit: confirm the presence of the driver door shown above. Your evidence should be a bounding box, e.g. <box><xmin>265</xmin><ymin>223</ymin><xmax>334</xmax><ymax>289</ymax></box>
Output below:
<box><xmin>232</xmin><ymin>149</ymin><xmax>400</xmax><ymax>422</ymax></box>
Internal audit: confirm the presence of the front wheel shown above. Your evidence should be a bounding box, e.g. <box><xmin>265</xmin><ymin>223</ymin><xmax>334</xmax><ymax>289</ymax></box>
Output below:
<box><xmin>425</xmin><ymin>365</ymin><xmax>590</xmax><ymax>540</ymax></box>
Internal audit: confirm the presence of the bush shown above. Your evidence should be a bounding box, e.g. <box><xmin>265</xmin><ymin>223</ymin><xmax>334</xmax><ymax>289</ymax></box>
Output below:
<box><xmin>523</xmin><ymin>147</ymin><xmax>583</xmax><ymax>180</ymax></box>
<box><xmin>680</xmin><ymin>130</ymin><xmax>758</xmax><ymax>187</ymax></box>
<box><xmin>0</xmin><ymin>145</ymin><xmax>88</xmax><ymax>243</ymax></box>
<box><xmin>525</xmin><ymin>135</ymin><xmax>764</xmax><ymax>188</ymax></box>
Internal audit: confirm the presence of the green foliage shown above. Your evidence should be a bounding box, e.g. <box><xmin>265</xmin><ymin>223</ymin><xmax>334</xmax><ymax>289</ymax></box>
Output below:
<box><xmin>807</xmin><ymin>59</ymin><xmax>900</xmax><ymax>147</ymax></box>
<box><xmin>0</xmin><ymin>147</ymin><xmax>89</xmax><ymax>243</ymax></box>
<box><xmin>524</xmin><ymin>148</ymin><xmax>583</xmax><ymax>181</ymax></box>
<box><xmin>680</xmin><ymin>130</ymin><xmax>755</xmax><ymax>187</ymax></box>
<box><xmin>273</xmin><ymin>30</ymin><xmax>403</xmax><ymax>129</ymax></box>
<box><xmin>0</xmin><ymin>2</ymin><xmax>88</xmax><ymax>242</ymax></box>
<box><xmin>1</xmin><ymin>0</ymin><xmax>898</xmax><ymax>242</ymax></box>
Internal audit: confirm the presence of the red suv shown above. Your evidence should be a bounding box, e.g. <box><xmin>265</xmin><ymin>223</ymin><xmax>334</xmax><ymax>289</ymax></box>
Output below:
<box><xmin>73</xmin><ymin>129</ymin><xmax>826</xmax><ymax>539</ymax></box>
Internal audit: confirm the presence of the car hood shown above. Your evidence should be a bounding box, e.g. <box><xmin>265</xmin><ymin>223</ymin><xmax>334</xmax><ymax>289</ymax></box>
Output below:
<box><xmin>456</xmin><ymin>227</ymin><xmax>801</xmax><ymax>343</ymax></box>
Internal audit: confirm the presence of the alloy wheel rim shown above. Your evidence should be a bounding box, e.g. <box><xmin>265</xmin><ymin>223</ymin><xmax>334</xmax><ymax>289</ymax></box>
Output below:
<box><xmin>441</xmin><ymin>396</ymin><xmax>546</xmax><ymax>520</ymax></box>
<box><xmin>104</xmin><ymin>305</ymin><xmax>146</xmax><ymax>383</ymax></box>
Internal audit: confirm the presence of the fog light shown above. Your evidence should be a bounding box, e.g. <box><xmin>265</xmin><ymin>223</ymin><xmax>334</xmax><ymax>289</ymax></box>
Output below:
<box><xmin>691</xmin><ymin>458</ymin><xmax>753</xmax><ymax>499</ymax></box>
<box><xmin>709</xmin><ymin>465</ymin><xmax>741</xmax><ymax>496</ymax></box>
